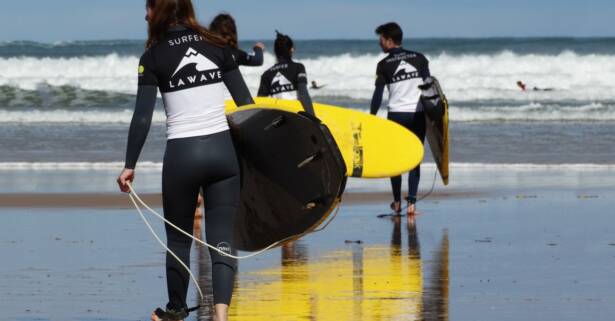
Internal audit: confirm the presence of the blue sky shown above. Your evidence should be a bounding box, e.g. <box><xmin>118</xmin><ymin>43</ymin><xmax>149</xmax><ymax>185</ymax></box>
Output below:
<box><xmin>1</xmin><ymin>0</ymin><xmax>613</xmax><ymax>41</ymax></box>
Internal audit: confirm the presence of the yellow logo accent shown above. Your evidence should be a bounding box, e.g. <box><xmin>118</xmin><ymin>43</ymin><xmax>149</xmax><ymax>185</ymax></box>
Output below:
<box><xmin>138</xmin><ymin>65</ymin><xmax>145</xmax><ymax>74</ymax></box>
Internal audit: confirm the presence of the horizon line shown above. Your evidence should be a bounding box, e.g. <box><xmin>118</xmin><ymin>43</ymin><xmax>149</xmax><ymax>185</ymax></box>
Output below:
<box><xmin>2</xmin><ymin>35</ymin><xmax>615</xmax><ymax>44</ymax></box>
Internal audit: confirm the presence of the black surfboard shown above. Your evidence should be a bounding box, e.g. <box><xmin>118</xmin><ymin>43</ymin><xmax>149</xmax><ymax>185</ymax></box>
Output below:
<box><xmin>420</xmin><ymin>76</ymin><xmax>450</xmax><ymax>185</ymax></box>
<box><xmin>227</xmin><ymin>107</ymin><xmax>347</xmax><ymax>251</ymax></box>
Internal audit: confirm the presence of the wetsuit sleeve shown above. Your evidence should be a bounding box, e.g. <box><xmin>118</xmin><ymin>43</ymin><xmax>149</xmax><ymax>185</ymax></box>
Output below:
<box><xmin>138</xmin><ymin>50</ymin><xmax>157</xmax><ymax>86</ymax></box>
<box><xmin>296</xmin><ymin>63</ymin><xmax>308</xmax><ymax>85</ymax></box>
<box><xmin>297</xmin><ymin>82</ymin><xmax>315</xmax><ymax>116</ymax></box>
<box><xmin>221</xmin><ymin>46</ymin><xmax>240</xmax><ymax>73</ymax></box>
<box><xmin>124</xmin><ymin>85</ymin><xmax>158</xmax><ymax>169</ymax></box>
<box><xmin>257</xmin><ymin>74</ymin><xmax>269</xmax><ymax>97</ymax></box>
<box><xmin>371</xmin><ymin>62</ymin><xmax>385</xmax><ymax>115</ymax></box>
<box><xmin>125</xmin><ymin>52</ymin><xmax>159</xmax><ymax>169</ymax></box>
<box><xmin>221</xmin><ymin>46</ymin><xmax>254</xmax><ymax>106</ymax></box>
<box><xmin>232</xmin><ymin>49</ymin><xmax>249</xmax><ymax>65</ymax></box>
<box><xmin>293</xmin><ymin>64</ymin><xmax>314</xmax><ymax>115</ymax></box>
<box><xmin>370</xmin><ymin>85</ymin><xmax>385</xmax><ymax>115</ymax></box>
<box><xmin>242</xmin><ymin>47</ymin><xmax>264</xmax><ymax>67</ymax></box>
<box><xmin>223</xmin><ymin>69</ymin><xmax>254</xmax><ymax>107</ymax></box>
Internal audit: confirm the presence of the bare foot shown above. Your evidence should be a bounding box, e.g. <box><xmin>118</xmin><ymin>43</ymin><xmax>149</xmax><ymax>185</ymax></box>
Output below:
<box><xmin>214</xmin><ymin>303</ymin><xmax>229</xmax><ymax>321</ymax></box>
<box><xmin>407</xmin><ymin>203</ymin><xmax>416</xmax><ymax>216</ymax></box>
<box><xmin>390</xmin><ymin>201</ymin><xmax>401</xmax><ymax>214</ymax></box>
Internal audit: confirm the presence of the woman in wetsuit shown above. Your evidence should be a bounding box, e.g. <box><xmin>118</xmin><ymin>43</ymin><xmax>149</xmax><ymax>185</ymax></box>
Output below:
<box><xmin>116</xmin><ymin>1</ymin><xmax>253</xmax><ymax>320</ymax></box>
<box><xmin>257</xmin><ymin>31</ymin><xmax>315</xmax><ymax>115</ymax></box>
<box><xmin>210</xmin><ymin>13</ymin><xmax>265</xmax><ymax>67</ymax></box>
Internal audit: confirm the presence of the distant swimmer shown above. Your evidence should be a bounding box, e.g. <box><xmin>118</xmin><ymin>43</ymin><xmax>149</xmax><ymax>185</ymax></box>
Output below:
<box><xmin>257</xmin><ymin>31</ymin><xmax>315</xmax><ymax>115</ymax></box>
<box><xmin>370</xmin><ymin>22</ymin><xmax>430</xmax><ymax>217</ymax></box>
<box><xmin>517</xmin><ymin>80</ymin><xmax>554</xmax><ymax>92</ymax></box>
<box><xmin>210</xmin><ymin>13</ymin><xmax>265</xmax><ymax>67</ymax></box>
<box><xmin>311</xmin><ymin>80</ymin><xmax>326</xmax><ymax>90</ymax></box>
<box><xmin>116</xmin><ymin>1</ymin><xmax>254</xmax><ymax>320</ymax></box>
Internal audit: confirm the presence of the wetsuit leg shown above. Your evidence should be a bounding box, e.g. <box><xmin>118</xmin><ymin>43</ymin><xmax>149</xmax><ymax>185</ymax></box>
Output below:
<box><xmin>161</xmin><ymin>130</ymin><xmax>240</xmax><ymax>310</ymax></box>
<box><xmin>387</xmin><ymin>112</ymin><xmax>413</xmax><ymax>203</ymax></box>
<box><xmin>406</xmin><ymin>112</ymin><xmax>426</xmax><ymax>204</ymax></box>
<box><xmin>201</xmin><ymin>131</ymin><xmax>240</xmax><ymax>306</ymax></box>
<box><xmin>162</xmin><ymin>140</ymin><xmax>202</xmax><ymax>312</ymax></box>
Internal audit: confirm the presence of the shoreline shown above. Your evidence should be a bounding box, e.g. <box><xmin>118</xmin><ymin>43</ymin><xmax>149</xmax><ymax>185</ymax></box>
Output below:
<box><xmin>0</xmin><ymin>190</ymin><xmax>484</xmax><ymax>208</ymax></box>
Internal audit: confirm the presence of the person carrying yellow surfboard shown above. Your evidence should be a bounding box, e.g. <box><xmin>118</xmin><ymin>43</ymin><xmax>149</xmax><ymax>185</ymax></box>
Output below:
<box><xmin>257</xmin><ymin>31</ymin><xmax>315</xmax><ymax>116</ymax></box>
<box><xmin>370</xmin><ymin>22</ymin><xmax>431</xmax><ymax>216</ymax></box>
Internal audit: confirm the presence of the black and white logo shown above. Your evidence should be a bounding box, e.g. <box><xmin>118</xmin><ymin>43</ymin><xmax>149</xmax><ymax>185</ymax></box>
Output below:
<box><xmin>167</xmin><ymin>47</ymin><xmax>222</xmax><ymax>90</ymax></box>
<box><xmin>392</xmin><ymin>60</ymin><xmax>419</xmax><ymax>82</ymax></box>
<box><xmin>172</xmin><ymin>47</ymin><xmax>218</xmax><ymax>77</ymax></box>
<box><xmin>272</xmin><ymin>72</ymin><xmax>292</xmax><ymax>87</ymax></box>
<box><xmin>271</xmin><ymin>72</ymin><xmax>294</xmax><ymax>93</ymax></box>
<box><xmin>216</xmin><ymin>242</ymin><xmax>232</xmax><ymax>254</ymax></box>
<box><xmin>394</xmin><ymin>60</ymin><xmax>416</xmax><ymax>76</ymax></box>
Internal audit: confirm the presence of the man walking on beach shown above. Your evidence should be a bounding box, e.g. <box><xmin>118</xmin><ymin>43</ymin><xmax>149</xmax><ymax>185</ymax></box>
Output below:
<box><xmin>370</xmin><ymin>22</ymin><xmax>430</xmax><ymax>216</ymax></box>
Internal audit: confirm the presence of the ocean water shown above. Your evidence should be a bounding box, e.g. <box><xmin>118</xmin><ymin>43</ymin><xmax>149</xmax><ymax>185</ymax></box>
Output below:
<box><xmin>0</xmin><ymin>38</ymin><xmax>614</xmax><ymax>166</ymax></box>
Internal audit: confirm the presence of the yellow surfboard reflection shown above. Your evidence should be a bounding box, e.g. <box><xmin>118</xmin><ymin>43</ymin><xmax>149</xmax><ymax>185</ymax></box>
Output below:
<box><xmin>214</xmin><ymin>219</ymin><xmax>449</xmax><ymax>321</ymax></box>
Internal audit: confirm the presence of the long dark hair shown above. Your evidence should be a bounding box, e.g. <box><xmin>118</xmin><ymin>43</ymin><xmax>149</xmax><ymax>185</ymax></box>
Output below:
<box><xmin>209</xmin><ymin>13</ymin><xmax>238</xmax><ymax>49</ymax></box>
<box><xmin>274</xmin><ymin>30</ymin><xmax>294</xmax><ymax>60</ymax></box>
<box><xmin>145</xmin><ymin>0</ymin><xmax>225</xmax><ymax>48</ymax></box>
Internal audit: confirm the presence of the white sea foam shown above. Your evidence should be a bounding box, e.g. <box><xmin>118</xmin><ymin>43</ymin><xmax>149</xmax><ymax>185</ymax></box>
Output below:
<box><xmin>2</xmin><ymin>51</ymin><xmax>615</xmax><ymax>123</ymax></box>
<box><xmin>2</xmin><ymin>51</ymin><xmax>615</xmax><ymax>102</ymax></box>
<box><xmin>1</xmin><ymin>102</ymin><xmax>613</xmax><ymax>123</ymax></box>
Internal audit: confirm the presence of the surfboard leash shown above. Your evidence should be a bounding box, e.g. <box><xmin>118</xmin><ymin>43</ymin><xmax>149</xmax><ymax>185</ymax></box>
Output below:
<box><xmin>377</xmin><ymin>169</ymin><xmax>438</xmax><ymax>218</ymax></box>
<box><xmin>125</xmin><ymin>182</ymin><xmax>342</xmax><ymax>303</ymax></box>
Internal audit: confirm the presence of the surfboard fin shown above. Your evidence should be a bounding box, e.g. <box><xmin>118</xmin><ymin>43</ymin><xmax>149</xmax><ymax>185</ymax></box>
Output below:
<box><xmin>264</xmin><ymin>115</ymin><xmax>285</xmax><ymax>131</ymax></box>
<box><xmin>298</xmin><ymin>151</ymin><xmax>322</xmax><ymax>168</ymax></box>
<box><xmin>303</xmin><ymin>194</ymin><xmax>333</xmax><ymax>210</ymax></box>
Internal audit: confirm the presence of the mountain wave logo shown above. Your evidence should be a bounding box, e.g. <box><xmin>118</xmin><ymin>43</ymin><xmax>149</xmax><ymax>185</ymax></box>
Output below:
<box><xmin>172</xmin><ymin>47</ymin><xmax>218</xmax><ymax>77</ymax></box>
<box><xmin>394</xmin><ymin>60</ymin><xmax>417</xmax><ymax>76</ymax></box>
<box><xmin>272</xmin><ymin>72</ymin><xmax>292</xmax><ymax>87</ymax></box>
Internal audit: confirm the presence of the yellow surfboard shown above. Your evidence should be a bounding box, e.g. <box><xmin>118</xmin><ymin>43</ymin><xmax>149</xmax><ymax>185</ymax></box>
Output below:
<box><xmin>226</xmin><ymin>98</ymin><xmax>424</xmax><ymax>178</ymax></box>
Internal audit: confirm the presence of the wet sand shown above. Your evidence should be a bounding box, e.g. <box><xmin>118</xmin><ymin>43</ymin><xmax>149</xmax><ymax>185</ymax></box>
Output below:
<box><xmin>0</xmin><ymin>190</ymin><xmax>482</xmax><ymax>208</ymax></box>
<box><xmin>0</xmin><ymin>169</ymin><xmax>614</xmax><ymax>320</ymax></box>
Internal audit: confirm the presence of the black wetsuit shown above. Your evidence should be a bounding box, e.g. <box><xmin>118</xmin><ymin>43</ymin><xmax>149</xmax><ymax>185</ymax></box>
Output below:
<box><xmin>257</xmin><ymin>59</ymin><xmax>315</xmax><ymax>115</ymax></box>
<box><xmin>124</xmin><ymin>26</ymin><xmax>253</xmax><ymax>311</ymax></box>
<box><xmin>371</xmin><ymin>47</ymin><xmax>430</xmax><ymax>204</ymax></box>
<box><xmin>230</xmin><ymin>46</ymin><xmax>264</xmax><ymax>67</ymax></box>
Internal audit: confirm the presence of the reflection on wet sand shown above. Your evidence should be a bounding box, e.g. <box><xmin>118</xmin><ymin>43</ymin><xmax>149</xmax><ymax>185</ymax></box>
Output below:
<box><xmin>196</xmin><ymin>244</ymin><xmax>214</xmax><ymax>321</ymax></box>
<box><xmin>196</xmin><ymin>218</ymin><xmax>449</xmax><ymax>320</ymax></box>
<box><xmin>422</xmin><ymin>227</ymin><xmax>449</xmax><ymax>321</ymax></box>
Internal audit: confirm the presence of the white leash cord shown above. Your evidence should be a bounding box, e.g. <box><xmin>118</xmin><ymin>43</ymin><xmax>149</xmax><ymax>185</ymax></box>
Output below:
<box><xmin>128</xmin><ymin>191</ymin><xmax>206</xmax><ymax>300</ymax></box>
<box><xmin>127</xmin><ymin>182</ymin><xmax>290</xmax><ymax>260</ymax></box>
<box><xmin>126</xmin><ymin>182</ymin><xmax>342</xmax><ymax>301</ymax></box>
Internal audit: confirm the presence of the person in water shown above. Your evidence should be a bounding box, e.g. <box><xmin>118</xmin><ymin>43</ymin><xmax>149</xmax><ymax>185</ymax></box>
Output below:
<box><xmin>311</xmin><ymin>80</ymin><xmax>326</xmax><ymax>90</ymax></box>
<box><xmin>257</xmin><ymin>31</ymin><xmax>315</xmax><ymax>115</ymax></box>
<box><xmin>116</xmin><ymin>1</ymin><xmax>254</xmax><ymax>320</ymax></box>
<box><xmin>370</xmin><ymin>22</ymin><xmax>431</xmax><ymax>216</ymax></box>
<box><xmin>209</xmin><ymin>13</ymin><xmax>265</xmax><ymax>67</ymax></box>
<box><xmin>517</xmin><ymin>80</ymin><xmax>554</xmax><ymax>92</ymax></box>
